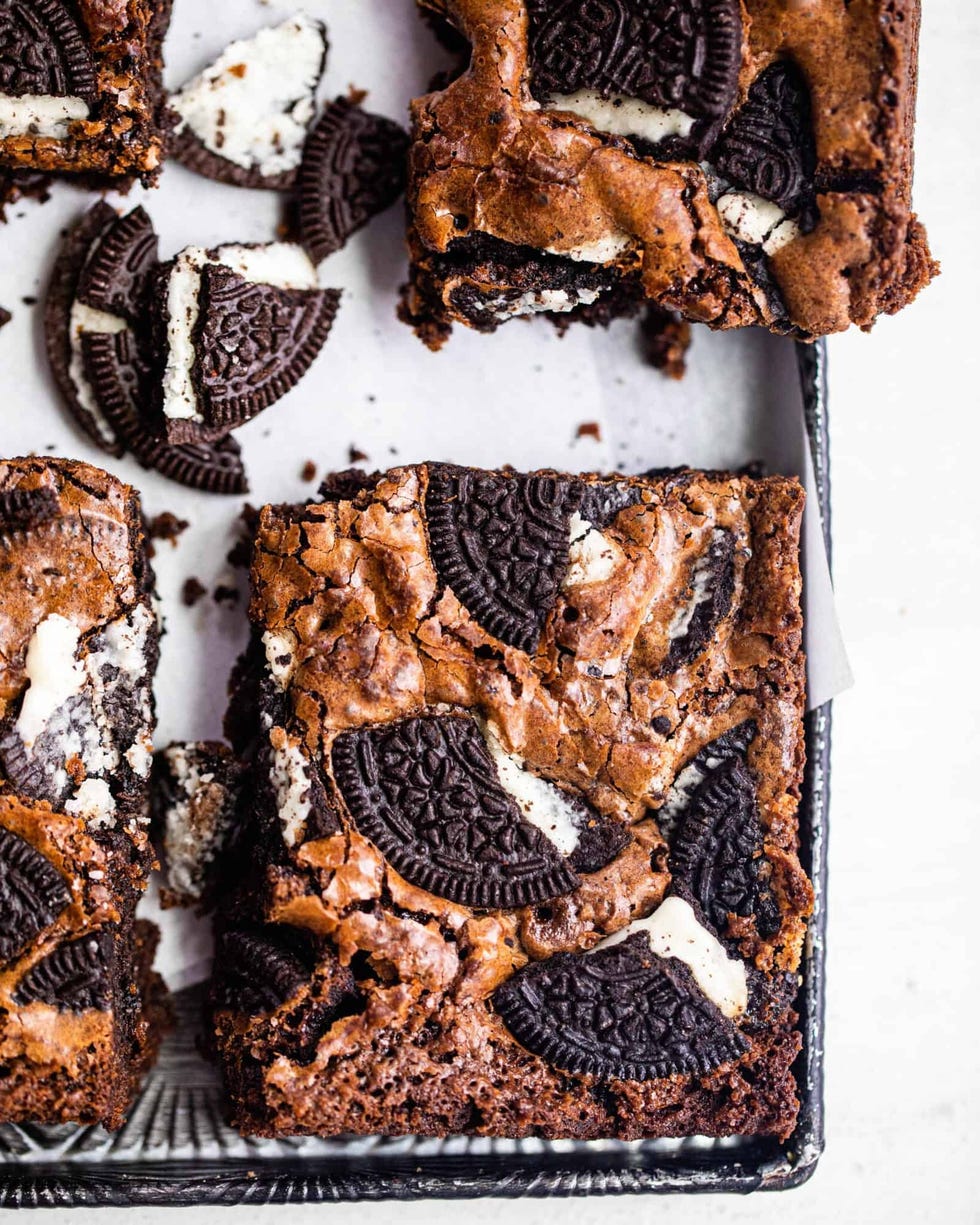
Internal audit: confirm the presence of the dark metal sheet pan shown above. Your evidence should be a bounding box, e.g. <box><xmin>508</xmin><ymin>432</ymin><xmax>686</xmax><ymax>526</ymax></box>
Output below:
<box><xmin>0</xmin><ymin>341</ymin><xmax>831</xmax><ymax>1205</ymax></box>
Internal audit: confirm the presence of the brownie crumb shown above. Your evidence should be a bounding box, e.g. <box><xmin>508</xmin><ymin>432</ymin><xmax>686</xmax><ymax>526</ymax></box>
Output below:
<box><xmin>0</xmin><ymin>306</ymin><xmax>11</xmax><ymax>330</ymax></box>
<box><xmin>20</xmin><ymin>295</ymin><xmax>37</xmax><ymax>307</ymax></box>
<box><xmin>349</xmin><ymin>445</ymin><xmax>368</xmax><ymax>463</ymax></box>
<box><xmin>226</xmin><ymin>503</ymin><xmax>260</xmax><ymax>569</ymax></box>
<box><xmin>347</xmin><ymin>85</ymin><xmax>369</xmax><ymax>106</ymax></box>
<box><xmin>576</xmin><ymin>422</ymin><xmax>601</xmax><ymax>441</ymax></box>
<box><xmin>181</xmin><ymin>577</ymin><xmax>207</xmax><ymax>607</ymax></box>
<box><xmin>300</xmin><ymin>460</ymin><xmax>317</xmax><ymax>483</ymax></box>
<box><xmin>147</xmin><ymin>512</ymin><xmax>190</xmax><ymax>547</ymax></box>
<box><xmin>640</xmin><ymin>306</ymin><xmax>691</xmax><ymax>380</ymax></box>
<box><xmin>213</xmin><ymin>583</ymin><xmax>241</xmax><ymax>607</ymax></box>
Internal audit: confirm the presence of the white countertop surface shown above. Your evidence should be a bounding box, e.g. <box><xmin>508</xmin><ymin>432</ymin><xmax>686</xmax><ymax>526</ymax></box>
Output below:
<box><xmin>3</xmin><ymin>1</ymin><xmax>978</xmax><ymax>1221</ymax></box>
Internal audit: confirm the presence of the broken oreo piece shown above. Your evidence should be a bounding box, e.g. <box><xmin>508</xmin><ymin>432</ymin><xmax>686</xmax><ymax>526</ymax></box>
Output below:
<box><xmin>660</xmin><ymin>527</ymin><xmax>736</xmax><ymax>674</ymax></box>
<box><xmin>527</xmin><ymin>0</ymin><xmax>742</xmax><ymax>145</ymax></box>
<box><xmin>332</xmin><ymin>715</ymin><xmax>581</xmax><ymax>909</ymax></box>
<box><xmin>0</xmin><ymin>0</ymin><xmax>97</xmax><ymax>105</ymax></box>
<box><xmin>0</xmin><ymin>487</ymin><xmax>59</xmax><ymax>535</ymax></box>
<box><xmin>213</xmin><ymin>927</ymin><xmax>312</xmax><ymax>1015</ymax></box>
<box><xmin>494</xmin><ymin>931</ymin><xmax>747</xmax><ymax>1079</ymax></box>
<box><xmin>297</xmin><ymin>97</ymin><xmax>410</xmax><ymax>263</ymax></box>
<box><xmin>156</xmin><ymin>243</ymin><xmax>341</xmax><ymax>443</ymax></box>
<box><xmin>14</xmin><ymin>931</ymin><xmax>113</xmax><ymax>1012</ymax></box>
<box><xmin>425</xmin><ymin>464</ymin><xmax>583</xmax><ymax>653</ymax></box>
<box><xmin>670</xmin><ymin>754</ymin><xmax>781</xmax><ymax>941</ymax></box>
<box><xmin>654</xmin><ymin>720</ymin><xmax>756</xmax><ymax>843</ymax></box>
<box><xmin>170</xmin><ymin>15</ymin><xmax>328</xmax><ymax>192</ymax></box>
<box><xmin>76</xmin><ymin>205</ymin><xmax>158</xmax><ymax>324</ymax></box>
<box><xmin>0</xmin><ymin>825</ymin><xmax>70</xmax><ymax>968</ymax></box>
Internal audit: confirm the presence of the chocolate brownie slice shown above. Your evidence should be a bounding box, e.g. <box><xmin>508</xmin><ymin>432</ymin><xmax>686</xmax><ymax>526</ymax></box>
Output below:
<box><xmin>209</xmin><ymin>463</ymin><xmax>811</xmax><ymax>1141</ymax></box>
<box><xmin>0</xmin><ymin>458</ymin><xmax>168</xmax><ymax>1128</ymax></box>
<box><xmin>402</xmin><ymin>0</ymin><xmax>936</xmax><ymax>345</ymax></box>
<box><xmin>0</xmin><ymin>0</ymin><xmax>172</xmax><ymax>185</ymax></box>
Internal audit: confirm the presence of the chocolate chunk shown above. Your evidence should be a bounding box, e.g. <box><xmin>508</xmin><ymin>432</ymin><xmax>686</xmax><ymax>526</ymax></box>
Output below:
<box><xmin>0</xmin><ymin>0</ymin><xmax>97</xmax><ymax>103</ymax></box>
<box><xmin>0</xmin><ymin>826</ymin><xmax>70</xmax><ymax>968</ymax></box>
<box><xmin>297</xmin><ymin>98</ymin><xmax>410</xmax><ymax>263</ymax></box>
<box><xmin>660</xmin><ymin>528</ymin><xmax>736</xmax><ymax>674</ymax></box>
<box><xmin>332</xmin><ymin>715</ymin><xmax>581</xmax><ymax>909</ymax></box>
<box><xmin>713</xmin><ymin>61</ymin><xmax>817</xmax><ymax>216</ymax></box>
<box><xmin>186</xmin><ymin>263</ymin><xmax>340</xmax><ymax>437</ymax></box>
<box><xmin>494</xmin><ymin>931</ymin><xmax>747</xmax><ymax>1079</ymax></box>
<box><xmin>213</xmin><ymin>928</ymin><xmax>312</xmax><ymax>1015</ymax></box>
<box><xmin>76</xmin><ymin>205</ymin><xmax>158</xmax><ymax>325</ymax></box>
<box><xmin>0</xmin><ymin>487</ymin><xmax>58</xmax><ymax>534</ymax></box>
<box><xmin>526</xmin><ymin>0</ymin><xmax>742</xmax><ymax>130</ymax></box>
<box><xmin>425</xmin><ymin>465</ymin><xmax>583</xmax><ymax>653</ymax></box>
<box><xmin>670</xmin><ymin>755</ymin><xmax>780</xmax><ymax>940</ymax></box>
<box><xmin>15</xmin><ymin>931</ymin><xmax>113</xmax><ymax>1012</ymax></box>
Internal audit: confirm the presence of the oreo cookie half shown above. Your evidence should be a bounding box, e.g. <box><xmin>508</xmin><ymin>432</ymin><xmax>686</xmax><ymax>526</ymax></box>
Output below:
<box><xmin>0</xmin><ymin>825</ymin><xmax>70</xmax><ymax>968</ymax></box>
<box><xmin>0</xmin><ymin>0</ymin><xmax>97</xmax><ymax>105</ymax></box>
<box><xmin>170</xmin><ymin>15</ymin><xmax>328</xmax><ymax>191</ymax></box>
<box><xmin>156</xmin><ymin>242</ymin><xmax>341</xmax><ymax>442</ymax></box>
<box><xmin>494</xmin><ymin>930</ymin><xmax>747</xmax><ymax>1080</ymax></box>
<box><xmin>425</xmin><ymin>464</ymin><xmax>584</xmax><ymax>653</ymax></box>
<box><xmin>332</xmin><ymin>715</ymin><xmax>582</xmax><ymax>909</ymax></box>
<box><xmin>297</xmin><ymin>97</ymin><xmax>410</xmax><ymax>263</ymax></box>
<box><xmin>14</xmin><ymin>931</ymin><xmax>114</xmax><ymax>1012</ymax></box>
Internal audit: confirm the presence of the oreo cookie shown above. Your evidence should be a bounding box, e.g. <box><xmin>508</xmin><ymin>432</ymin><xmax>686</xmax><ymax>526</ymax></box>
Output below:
<box><xmin>332</xmin><ymin>715</ymin><xmax>581</xmax><ymax>909</ymax></box>
<box><xmin>670</xmin><ymin>753</ymin><xmax>781</xmax><ymax>941</ymax></box>
<box><xmin>654</xmin><ymin>720</ymin><xmax>756</xmax><ymax>843</ymax></box>
<box><xmin>493</xmin><ymin>931</ymin><xmax>747</xmax><ymax>1079</ymax></box>
<box><xmin>526</xmin><ymin>0</ymin><xmax>742</xmax><ymax>143</ymax></box>
<box><xmin>0</xmin><ymin>487</ymin><xmax>59</xmax><ymax>535</ymax></box>
<box><xmin>0</xmin><ymin>825</ymin><xmax>70</xmax><ymax>968</ymax></box>
<box><xmin>76</xmin><ymin>205</ymin><xmax>158</xmax><ymax>324</ymax></box>
<box><xmin>14</xmin><ymin>931</ymin><xmax>114</xmax><ymax>1012</ymax></box>
<box><xmin>659</xmin><ymin>527</ymin><xmax>736</xmax><ymax>674</ymax></box>
<box><xmin>0</xmin><ymin>0</ymin><xmax>97</xmax><ymax>103</ymax></box>
<box><xmin>157</xmin><ymin>243</ymin><xmax>341</xmax><ymax>443</ymax></box>
<box><xmin>170</xmin><ymin>15</ymin><xmax>328</xmax><ymax>191</ymax></box>
<box><xmin>297</xmin><ymin>97</ymin><xmax>410</xmax><ymax>263</ymax></box>
<box><xmin>425</xmin><ymin>464</ymin><xmax>583</xmax><ymax>653</ymax></box>
<box><xmin>213</xmin><ymin>927</ymin><xmax>313</xmax><ymax>1015</ymax></box>
<box><xmin>713</xmin><ymin>61</ymin><xmax>817</xmax><ymax>217</ymax></box>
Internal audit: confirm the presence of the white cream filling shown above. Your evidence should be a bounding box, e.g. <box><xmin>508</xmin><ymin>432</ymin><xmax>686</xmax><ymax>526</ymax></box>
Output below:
<box><xmin>171</xmin><ymin>14</ymin><xmax>325</xmax><ymax>177</ymax></box>
<box><xmin>67</xmin><ymin>301</ymin><xmax>128</xmax><ymax>445</ymax></box>
<box><xmin>162</xmin><ymin>242</ymin><xmax>320</xmax><ymax>422</ymax></box>
<box><xmin>0</xmin><ymin>94</ymin><xmax>89</xmax><ymax>140</ymax></box>
<box><xmin>64</xmin><ymin>777</ymin><xmax>115</xmax><ymax>828</ymax></box>
<box><xmin>542</xmin><ymin>233</ymin><xmax>632</xmax><ymax>264</ymax></box>
<box><xmin>162</xmin><ymin>745</ymin><xmax>223</xmax><ymax>897</ymax></box>
<box><xmin>263</xmin><ymin>628</ymin><xmax>298</xmax><ymax>689</ymax></box>
<box><xmin>478</xmin><ymin>286</ymin><xmax>601</xmax><ymax>322</ymax></box>
<box><xmin>565</xmin><ymin>512</ymin><xmax>622</xmax><ymax>588</ymax></box>
<box><xmin>84</xmin><ymin>604</ymin><xmax>154</xmax><ymax>780</ymax></box>
<box><xmin>16</xmin><ymin>615</ymin><xmax>84</xmax><ymax>748</ymax></box>
<box><xmin>667</xmin><ymin>528</ymin><xmax>726</xmax><ymax>642</ymax></box>
<box><xmin>543</xmin><ymin>89</ymin><xmax>695</xmax><ymax>145</ymax></box>
<box><xmin>595</xmin><ymin>896</ymin><xmax>747</xmax><ymax>1018</ymax></box>
<box><xmin>269</xmin><ymin>729</ymin><xmax>312</xmax><ymax>848</ymax></box>
<box><xmin>480</xmin><ymin>721</ymin><xmax>582</xmax><ymax>856</ymax></box>
<box><xmin>716</xmin><ymin>191</ymin><xmax>800</xmax><ymax>256</ymax></box>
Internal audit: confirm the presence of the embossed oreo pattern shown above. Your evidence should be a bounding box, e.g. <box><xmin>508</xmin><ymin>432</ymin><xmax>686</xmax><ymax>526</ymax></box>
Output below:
<box><xmin>0</xmin><ymin>487</ymin><xmax>58</xmax><ymax>535</ymax></box>
<box><xmin>661</xmin><ymin>527</ymin><xmax>736</xmax><ymax>675</ymax></box>
<box><xmin>78</xmin><ymin>206</ymin><xmax>158</xmax><ymax>324</ymax></box>
<box><xmin>297</xmin><ymin>98</ymin><xmax>410</xmax><ymax>264</ymax></box>
<box><xmin>332</xmin><ymin>715</ymin><xmax>580</xmax><ymax>908</ymax></box>
<box><xmin>713</xmin><ymin>61</ymin><xmax>817</xmax><ymax>215</ymax></box>
<box><xmin>0</xmin><ymin>0</ymin><xmax>96</xmax><ymax>102</ymax></box>
<box><xmin>494</xmin><ymin>931</ymin><xmax>748</xmax><ymax>1079</ymax></box>
<box><xmin>14</xmin><ymin>932</ymin><xmax>113</xmax><ymax>1012</ymax></box>
<box><xmin>213</xmin><ymin>928</ymin><xmax>312</xmax><ymax>1016</ymax></box>
<box><xmin>425</xmin><ymin>465</ymin><xmax>582</xmax><ymax>652</ymax></box>
<box><xmin>526</xmin><ymin>0</ymin><xmax>742</xmax><ymax>123</ymax></box>
<box><xmin>0</xmin><ymin>826</ymin><xmax>70</xmax><ymax>967</ymax></box>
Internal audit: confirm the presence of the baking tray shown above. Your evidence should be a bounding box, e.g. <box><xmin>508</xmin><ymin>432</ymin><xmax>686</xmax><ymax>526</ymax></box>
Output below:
<box><xmin>0</xmin><ymin>341</ymin><xmax>832</xmax><ymax>1205</ymax></box>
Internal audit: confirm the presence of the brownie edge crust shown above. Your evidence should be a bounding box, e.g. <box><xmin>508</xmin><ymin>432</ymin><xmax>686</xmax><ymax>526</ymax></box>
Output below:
<box><xmin>210</xmin><ymin>463</ymin><xmax>812</xmax><ymax>1141</ymax></box>
<box><xmin>402</xmin><ymin>0</ymin><xmax>936</xmax><ymax>346</ymax></box>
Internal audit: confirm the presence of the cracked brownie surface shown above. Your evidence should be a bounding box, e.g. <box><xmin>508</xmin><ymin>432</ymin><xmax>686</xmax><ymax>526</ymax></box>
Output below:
<box><xmin>0</xmin><ymin>457</ymin><xmax>168</xmax><ymax>1128</ymax></box>
<box><xmin>401</xmin><ymin>0</ymin><xmax>936</xmax><ymax>346</ymax></box>
<box><xmin>0</xmin><ymin>0</ymin><xmax>172</xmax><ymax>184</ymax></box>
<box><xmin>210</xmin><ymin>463</ymin><xmax>811</xmax><ymax>1140</ymax></box>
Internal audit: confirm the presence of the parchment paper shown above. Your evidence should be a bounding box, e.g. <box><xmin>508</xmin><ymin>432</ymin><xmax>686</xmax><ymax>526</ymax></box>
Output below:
<box><xmin>0</xmin><ymin>0</ymin><xmax>852</xmax><ymax>989</ymax></box>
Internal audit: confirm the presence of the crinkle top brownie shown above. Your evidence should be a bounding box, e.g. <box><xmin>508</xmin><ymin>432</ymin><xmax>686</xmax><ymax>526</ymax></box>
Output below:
<box><xmin>0</xmin><ymin>0</ymin><xmax>172</xmax><ymax>181</ymax></box>
<box><xmin>403</xmin><ymin>0</ymin><xmax>936</xmax><ymax>344</ymax></box>
<box><xmin>211</xmin><ymin>464</ymin><xmax>812</xmax><ymax>1140</ymax></box>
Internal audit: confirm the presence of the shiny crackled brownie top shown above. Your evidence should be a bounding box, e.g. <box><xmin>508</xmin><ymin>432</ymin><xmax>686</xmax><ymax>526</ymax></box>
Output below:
<box><xmin>221</xmin><ymin>464</ymin><xmax>811</xmax><ymax>1117</ymax></box>
<box><xmin>0</xmin><ymin>458</ymin><xmax>156</xmax><ymax>865</ymax></box>
<box><xmin>408</xmin><ymin>0</ymin><xmax>935</xmax><ymax>335</ymax></box>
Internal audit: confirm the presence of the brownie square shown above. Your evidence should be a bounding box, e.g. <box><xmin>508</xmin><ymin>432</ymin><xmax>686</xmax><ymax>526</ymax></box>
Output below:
<box><xmin>210</xmin><ymin>463</ymin><xmax>812</xmax><ymax>1141</ymax></box>
<box><xmin>402</xmin><ymin>0</ymin><xmax>936</xmax><ymax>345</ymax></box>
<box><xmin>0</xmin><ymin>0</ymin><xmax>172</xmax><ymax>183</ymax></box>
<box><xmin>0</xmin><ymin>458</ymin><xmax>168</xmax><ymax>1129</ymax></box>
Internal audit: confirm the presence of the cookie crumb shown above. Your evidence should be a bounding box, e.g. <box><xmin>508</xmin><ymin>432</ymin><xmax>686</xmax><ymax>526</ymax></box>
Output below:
<box><xmin>0</xmin><ymin>306</ymin><xmax>11</xmax><ymax>330</ymax></box>
<box><xmin>213</xmin><ymin>583</ymin><xmax>240</xmax><ymax>607</ymax></box>
<box><xmin>347</xmin><ymin>84</ymin><xmax>369</xmax><ymax>105</ymax></box>
<box><xmin>300</xmin><ymin>459</ymin><xmax>317</xmax><ymax>482</ymax></box>
<box><xmin>641</xmin><ymin>306</ymin><xmax>691</xmax><ymax>380</ymax></box>
<box><xmin>181</xmin><ymin>577</ymin><xmax>207</xmax><ymax>607</ymax></box>
<box><xmin>576</xmin><ymin>422</ymin><xmax>601</xmax><ymax>442</ymax></box>
<box><xmin>147</xmin><ymin>511</ymin><xmax>190</xmax><ymax>547</ymax></box>
<box><xmin>349</xmin><ymin>445</ymin><xmax>368</xmax><ymax>463</ymax></box>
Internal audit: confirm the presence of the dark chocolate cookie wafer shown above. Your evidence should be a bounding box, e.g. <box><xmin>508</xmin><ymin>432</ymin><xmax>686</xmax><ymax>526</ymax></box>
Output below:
<box><xmin>169</xmin><ymin>15</ymin><xmax>328</xmax><ymax>192</ymax></box>
<box><xmin>14</xmin><ymin>931</ymin><xmax>114</xmax><ymax>1012</ymax></box>
<box><xmin>494</xmin><ymin>931</ymin><xmax>748</xmax><ymax>1079</ymax></box>
<box><xmin>0</xmin><ymin>487</ymin><xmax>59</xmax><ymax>535</ymax></box>
<box><xmin>0</xmin><ymin>0</ymin><xmax>98</xmax><ymax>104</ymax></box>
<box><xmin>297</xmin><ymin>97</ymin><xmax>410</xmax><ymax>263</ymax></box>
<box><xmin>332</xmin><ymin>715</ymin><xmax>581</xmax><ymax>908</ymax></box>
<box><xmin>0</xmin><ymin>826</ymin><xmax>70</xmax><ymax>968</ymax></box>
<box><xmin>659</xmin><ymin>527</ymin><xmax>737</xmax><ymax>675</ymax></box>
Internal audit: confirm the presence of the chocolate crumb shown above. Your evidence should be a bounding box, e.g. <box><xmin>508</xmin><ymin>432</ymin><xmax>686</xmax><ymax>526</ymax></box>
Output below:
<box><xmin>347</xmin><ymin>85</ymin><xmax>369</xmax><ymax>106</ymax></box>
<box><xmin>641</xmin><ymin>306</ymin><xmax>692</xmax><ymax>380</ymax></box>
<box><xmin>226</xmin><ymin>502</ymin><xmax>260</xmax><ymax>569</ymax></box>
<box><xmin>213</xmin><ymin>583</ymin><xmax>241</xmax><ymax>607</ymax></box>
<box><xmin>576</xmin><ymin>422</ymin><xmax>601</xmax><ymax>441</ymax></box>
<box><xmin>147</xmin><ymin>511</ymin><xmax>190</xmax><ymax>547</ymax></box>
<box><xmin>21</xmin><ymin>296</ymin><xmax>37</xmax><ymax>307</ymax></box>
<box><xmin>348</xmin><ymin>445</ymin><xmax>368</xmax><ymax>463</ymax></box>
<box><xmin>300</xmin><ymin>460</ymin><xmax>317</xmax><ymax>483</ymax></box>
<box><xmin>0</xmin><ymin>306</ymin><xmax>11</xmax><ymax>330</ymax></box>
<box><xmin>182</xmin><ymin>577</ymin><xmax>207</xmax><ymax>607</ymax></box>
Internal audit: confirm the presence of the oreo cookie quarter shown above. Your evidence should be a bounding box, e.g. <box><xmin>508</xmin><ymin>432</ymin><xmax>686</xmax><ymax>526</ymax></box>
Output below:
<box><xmin>0</xmin><ymin>825</ymin><xmax>70</xmax><ymax>968</ymax></box>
